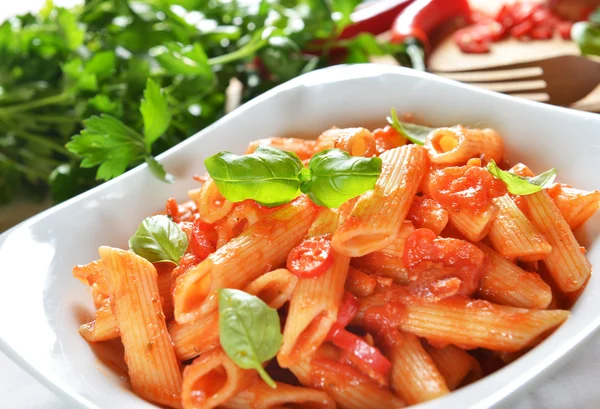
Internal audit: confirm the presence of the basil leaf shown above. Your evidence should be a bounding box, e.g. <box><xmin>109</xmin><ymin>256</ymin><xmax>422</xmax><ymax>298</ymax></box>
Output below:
<box><xmin>486</xmin><ymin>160</ymin><xmax>556</xmax><ymax>196</ymax></box>
<box><xmin>386</xmin><ymin>107</ymin><xmax>434</xmax><ymax>145</ymax></box>
<box><xmin>304</xmin><ymin>149</ymin><xmax>382</xmax><ymax>208</ymax></box>
<box><xmin>140</xmin><ymin>79</ymin><xmax>171</xmax><ymax>147</ymax></box>
<box><xmin>218</xmin><ymin>289</ymin><xmax>281</xmax><ymax>388</ymax></box>
<box><xmin>129</xmin><ymin>215</ymin><xmax>187</xmax><ymax>264</ymax></box>
<box><xmin>204</xmin><ymin>145</ymin><xmax>304</xmax><ymax>207</ymax></box>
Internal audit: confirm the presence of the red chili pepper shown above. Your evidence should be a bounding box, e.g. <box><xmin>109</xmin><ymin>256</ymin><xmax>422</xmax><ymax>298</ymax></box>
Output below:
<box><xmin>286</xmin><ymin>235</ymin><xmax>334</xmax><ymax>278</ymax></box>
<box><xmin>329</xmin><ymin>329</ymin><xmax>392</xmax><ymax>384</ymax></box>
<box><xmin>326</xmin><ymin>292</ymin><xmax>359</xmax><ymax>340</ymax></box>
<box><xmin>189</xmin><ymin>218</ymin><xmax>216</xmax><ymax>261</ymax></box>
<box><xmin>166</xmin><ymin>197</ymin><xmax>180</xmax><ymax>223</ymax></box>
<box><xmin>339</xmin><ymin>0</ymin><xmax>416</xmax><ymax>39</ymax></box>
<box><xmin>556</xmin><ymin>21</ymin><xmax>573</xmax><ymax>40</ymax></box>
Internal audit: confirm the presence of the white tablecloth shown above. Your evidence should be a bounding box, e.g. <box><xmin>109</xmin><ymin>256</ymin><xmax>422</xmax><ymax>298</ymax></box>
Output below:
<box><xmin>2</xmin><ymin>331</ymin><xmax>600</xmax><ymax>408</ymax></box>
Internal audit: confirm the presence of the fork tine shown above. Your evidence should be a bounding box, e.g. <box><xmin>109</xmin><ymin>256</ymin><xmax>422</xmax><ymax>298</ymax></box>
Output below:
<box><xmin>438</xmin><ymin>67</ymin><xmax>543</xmax><ymax>83</ymax></box>
<box><xmin>468</xmin><ymin>80</ymin><xmax>547</xmax><ymax>93</ymax></box>
<box><xmin>432</xmin><ymin>57</ymin><xmax>560</xmax><ymax>73</ymax></box>
<box><xmin>508</xmin><ymin>93</ymin><xmax>550</xmax><ymax>102</ymax></box>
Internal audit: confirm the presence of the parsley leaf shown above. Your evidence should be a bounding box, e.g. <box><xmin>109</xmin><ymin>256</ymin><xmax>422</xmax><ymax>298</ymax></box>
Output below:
<box><xmin>140</xmin><ymin>79</ymin><xmax>171</xmax><ymax>147</ymax></box>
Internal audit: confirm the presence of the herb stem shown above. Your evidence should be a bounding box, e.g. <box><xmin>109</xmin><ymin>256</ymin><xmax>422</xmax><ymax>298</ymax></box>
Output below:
<box><xmin>208</xmin><ymin>38</ymin><xmax>268</xmax><ymax>66</ymax></box>
<box><xmin>0</xmin><ymin>92</ymin><xmax>71</xmax><ymax>116</ymax></box>
<box><xmin>0</xmin><ymin>153</ymin><xmax>48</xmax><ymax>181</ymax></box>
<box><xmin>9</xmin><ymin>127</ymin><xmax>76</xmax><ymax>158</ymax></box>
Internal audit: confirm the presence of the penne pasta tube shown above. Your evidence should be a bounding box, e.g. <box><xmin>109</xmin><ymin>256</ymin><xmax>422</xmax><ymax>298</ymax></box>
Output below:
<box><xmin>477</xmin><ymin>243</ymin><xmax>552</xmax><ymax>309</ymax></box>
<box><xmin>79</xmin><ymin>298</ymin><xmax>119</xmax><ymax>342</ymax></box>
<box><xmin>315</xmin><ymin>127</ymin><xmax>377</xmax><ymax>157</ymax></box>
<box><xmin>173</xmin><ymin>197</ymin><xmax>317</xmax><ymax>323</ymax></box>
<box><xmin>181</xmin><ymin>347</ymin><xmax>255</xmax><ymax>409</ymax></box>
<box><xmin>289</xmin><ymin>344</ymin><xmax>406</xmax><ymax>409</ymax></box>
<box><xmin>157</xmin><ymin>266</ymin><xmax>175</xmax><ymax>321</ymax></box>
<box><xmin>487</xmin><ymin>195</ymin><xmax>552</xmax><ymax>262</ymax></box>
<box><xmin>223</xmin><ymin>380</ymin><xmax>335</xmax><ymax>409</ymax></box>
<box><xmin>375</xmin><ymin>329</ymin><xmax>449</xmax><ymax>404</ymax></box>
<box><xmin>278</xmin><ymin>209</ymin><xmax>349</xmax><ymax>367</ymax></box>
<box><xmin>171</xmin><ymin>269</ymin><xmax>297</xmax><ymax>361</ymax></box>
<box><xmin>523</xmin><ymin>190</ymin><xmax>592</xmax><ymax>293</ymax></box>
<box><xmin>400</xmin><ymin>298</ymin><xmax>569</xmax><ymax>352</ymax></box>
<box><xmin>99</xmin><ymin>247</ymin><xmax>182</xmax><ymax>408</ymax></box>
<box><xmin>196</xmin><ymin>178</ymin><xmax>235</xmax><ymax>224</ymax></box>
<box><xmin>424</xmin><ymin>126</ymin><xmax>503</xmax><ymax>166</ymax></box>
<box><xmin>246</xmin><ymin>137</ymin><xmax>317</xmax><ymax>161</ymax></box>
<box><xmin>425</xmin><ymin>344</ymin><xmax>482</xmax><ymax>390</ymax></box>
<box><xmin>73</xmin><ymin>259</ymin><xmax>109</xmax><ymax>307</ymax></box>
<box><xmin>446</xmin><ymin>202</ymin><xmax>498</xmax><ymax>242</ymax></box>
<box><xmin>333</xmin><ymin>145</ymin><xmax>427</xmax><ymax>257</ymax></box>
<box><xmin>547</xmin><ymin>184</ymin><xmax>600</xmax><ymax>229</ymax></box>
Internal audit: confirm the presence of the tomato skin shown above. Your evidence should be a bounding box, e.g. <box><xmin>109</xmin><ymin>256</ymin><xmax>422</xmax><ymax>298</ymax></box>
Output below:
<box><xmin>327</xmin><ymin>292</ymin><xmax>359</xmax><ymax>341</ymax></box>
<box><xmin>166</xmin><ymin>197</ymin><xmax>180</xmax><ymax>223</ymax></box>
<box><xmin>287</xmin><ymin>235</ymin><xmax>334</xmax><ymax>278</ymax></box>
<box><xmin>373</xmin><ymin>125</ymin><xmax>406</xmax><ymax>154</ymax></box>
<box><xmin>189</xmin><ymin>218</ymin><xmax>216</xmax><ymax>261</ymax></box>
<box><xmin>403</xmin><ymin>228</ymin><xmax>485</xmax><ymax>296</ymax></box>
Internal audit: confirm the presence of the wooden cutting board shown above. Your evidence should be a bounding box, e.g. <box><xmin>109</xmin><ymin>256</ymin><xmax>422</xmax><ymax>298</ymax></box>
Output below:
<box><xmin>428</xmin><ymin>0</ymin><xmax>600</xmax><ymax>108</ymax></box>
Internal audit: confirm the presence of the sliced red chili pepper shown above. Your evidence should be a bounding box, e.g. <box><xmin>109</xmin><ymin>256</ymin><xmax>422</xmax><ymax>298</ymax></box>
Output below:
<box><xmin>531</xmin><ymin>27</ymin><xmax>553</xmax><ymax>40</ymax></box>
<box><xmin>556</xmin><ymin>21</ymin><xmax>573</xmax><ymax>40</ymax></box>
<box><xmin>287</xmin><ymin>235</ymin><xmax>334</xmax><ymax>278</ymax></box>
<box><xmin>511</xmin><ymin>19</ymin><xmax>535</xmax><ymax>38</ymax></box>
<box><xmin>454</xmin><ymin>27</ymin><xmax>490</xmax><ymax>54</ymax></box>
<box><xmin>330</xmin><ymin>329</ymin><xmax>392</xmax><ymax>385</ymax></box>
<box><xmin>326</xmin><ymin>292</ymin><xmax>359</xmax><ymax>341</ymax></box>
<box><xmin>190</xmin><ymin>218</ymin><xmax>216</xmax><ymax>261</ymax></box>
<box><xmin>495</xmin><ymin>4</ymin><xmax>515</xmax><ymax>29</ymax></box>
<box><xmin>166</xmin><ymin>197</ymin><xmax>180</xmax><ymax>223</ymax></box>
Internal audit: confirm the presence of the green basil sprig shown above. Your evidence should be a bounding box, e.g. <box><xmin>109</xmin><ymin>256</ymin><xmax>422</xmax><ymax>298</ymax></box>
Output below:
<box><xmin>386</xmin><ymin>107</ymin><xmax>435</xmax><ymax>145</ymax></box>
<box><xmin>129</xmin><ymin>215</ymin><xmax>188</xmax><ymax>265</ymax></box>
<box><xmin>218</xmin><ymin>289</ymin><xmax>282</xmax><ymax>388</ymax></box>
<box><xmin>486</xmin><ymin>160</ymin><xmax>556</xmax><ymax>196</ymax></box>
<box><xmin>205</xmin><ymin>146</ymin><xmax>382</xmax><ymax>208</ymax></box>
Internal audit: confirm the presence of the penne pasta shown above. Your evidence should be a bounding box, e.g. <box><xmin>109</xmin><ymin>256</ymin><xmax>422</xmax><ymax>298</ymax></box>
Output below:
<box><xmin>279</xmin><ymin>209</ymin><xmax>349</xmax><ymax>367</ymax></box>
<box><xmin>246</xmin><ymin>137</ymin><xmax>317</xmax><ymax>161</ymax></box>
<box><xmin>547</xmin><ymin>183</ymin><xmax>600</xmax><ymax>229</ymax></box>
<box><xmin>477</xmin><ymin>243</ymin><xmax>552</xmax><ymax>309</ymax></box>
<box><xmin>223</xmin><ymin>380</ymin><xmax>335</xmax><ymax>409</ymax></box>
<box><xmin>333</xmin><ymin>145</ymin><xmax>427</xmax><ymax>257</ymax></box>
<box><xmin>424</xmin><ymin>126</ymin><xmax>503</xmax><ymax>166</ymax></box>
<box><xmin>196</xmin><ymin>178</ymin><xmax>235</xmax><ymax>224</ymax></box>
<box><xmin>173</xmin><ymin>197</ymin><xmax>317</xmax><ymax>323</ymax></box>
<box><xmin>487</xmin><ymin>195</ymin><xmax>552</xmax><ymax>262</ymax></box>
<box><xmin>425</xmin><ymin>344</ymin><xmax>482</xmax><ymax>390</ymax></box>
<box><xmin>79</xmin><ymin>298</ymin><xmax>119</xmax><ymax>342</ymax></box>
<box><xmin>446</xmin><ymin>202</ymin><xmax>498</xmax><ymax>242</ymax></box>
<box><xmin>315</xmin><ymin>127</ymin><xmax>377</xmax><ymax>157</ymax></box>
<box><xmin>99</xmin><ymin>247</ymin><xmax>182</xmax><ymax>408</ymax></box>
<box><xmin>171</xmin><ymin>269</ymin><xmax>297</xmax><ymax>361</ymax></box>
<box><xmin>181</xmin><ymin>347</ymin><xmax>255</xmax><ymax>409</ymax></box>
<box><xmin>73</xmin><ymin>259</ymin><xmax>109</xmax><ymax>308</ymax></box>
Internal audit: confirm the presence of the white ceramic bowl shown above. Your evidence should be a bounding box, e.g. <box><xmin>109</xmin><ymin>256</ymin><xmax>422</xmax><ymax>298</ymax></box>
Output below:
<box><xmin>0</xmin><ymin>65</ymin><xmax>599</xmax><ymax>409</ymax></box>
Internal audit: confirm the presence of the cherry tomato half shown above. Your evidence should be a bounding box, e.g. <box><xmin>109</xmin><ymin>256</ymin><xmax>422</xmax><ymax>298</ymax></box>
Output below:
<box><xmin>189</xmin><ymin>218</ymin><xmax>216</xmax><ymax>261</ymax></box>
<box><xmin>287</xmin><ymin>235</ymin><xmax>334</xmax><ymax>278</ymax></box>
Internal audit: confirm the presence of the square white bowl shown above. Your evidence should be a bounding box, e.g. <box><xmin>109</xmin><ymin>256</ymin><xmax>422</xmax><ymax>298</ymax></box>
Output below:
<box><xmin>0</xmin><ymin>64</ymin><xmax>599</xmax><ymax>409</ymax></box>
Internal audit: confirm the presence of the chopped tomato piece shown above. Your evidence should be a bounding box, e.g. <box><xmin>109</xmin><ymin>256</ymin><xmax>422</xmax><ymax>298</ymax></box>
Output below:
<box><xmin>326</xmin><ymin>292</ymin><xmax>359</xmax><ymax>340</ymax></box>
<box><xmin>166</xmin><ymin>197</ymin><xmax>180</xmax><ymax>223</ymax></box>
<box><xmin>511</xmin><ymin>19</ymin><xmax>535</xmax><ymax>38</ymax></box>
<box><xmin>329</xmin><ymin>329</ymin><xmax>392</xmax><ymax>385</ymax></box>
<box><xmin>403</xmin><ymin>228</ymin><xmax>485</xmax><ymax>296</ymax></box>
<box><xmin>454</xmin><ymin>27</ymin><xmax>490</xmax><ymax>54</ymax></box>
<box><xmin>531</xmin><ymin>27</ymin><xmax>553</xmax><ymax>40</ymax></box>
<box><xmin>189</xmin><ymin>218</ymin><xmax>216</xmax><ymax>261</ymax></box>
<box><xmin>287</xmin><ymin>235</ymin><xmax>334</xmax><ymax>278</ymax></box>
<box><xmin>495</xmin><ymin>4</ymin><xmax>515</xmax><ymax>29</ymax></box>
<box><xmin>373</xmin><ymin>125</ymin><xmax>406</xmax><ymax>153</ymax></box>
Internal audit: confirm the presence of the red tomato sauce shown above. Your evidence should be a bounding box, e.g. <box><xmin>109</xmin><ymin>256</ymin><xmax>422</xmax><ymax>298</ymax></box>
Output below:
<box><xmin>429</xmin><ymin>166</ymin><xmax>506</xmax><ymax>213</ymax></box>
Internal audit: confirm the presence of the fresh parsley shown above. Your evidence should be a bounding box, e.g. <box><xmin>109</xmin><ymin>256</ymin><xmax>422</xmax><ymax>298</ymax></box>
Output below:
<box><xmin>218</xmin><ymin>288</ymin><xmax>282</xmax><ymax>388</ymax></box>
<box><xmin>486</xmin><ymin>159</ymin><xmax>556</xmax><ymax>196</ymax></box>
<box><xmin>204</xmin><ymin>146</ymin><xmax>382</xmax><ymax>208</ymax></box>
<box><xmin>129</xmin><ymin>215</ymin><xmax>188</xmax><ymax>265</ymax></box>
<box><xmin>386</xmin><ymin>108</ymin><xmax>435</xmax><ymax>145</ymax></box>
